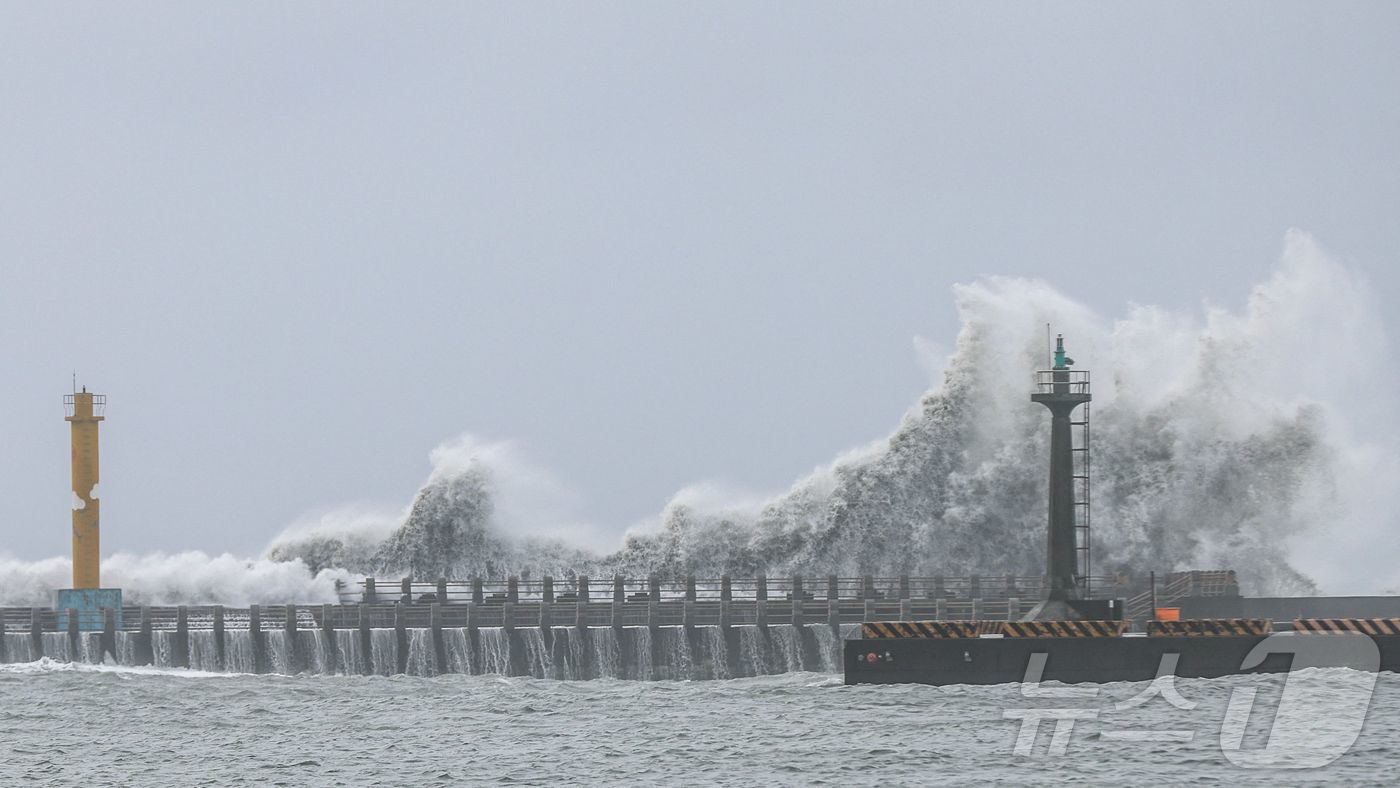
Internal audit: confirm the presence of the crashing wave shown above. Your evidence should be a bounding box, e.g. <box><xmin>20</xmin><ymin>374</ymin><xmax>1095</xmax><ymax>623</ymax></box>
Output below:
<box><xmin>266</xmin><ymin>231</ymin><xmax>1393</xmax><ymax>596</ymax></box>
<box><xmin>0</xmin><ymin>551</ymin><xmax>352</xmax><ymax>607</ymax></box>
<box><xmin>2</xmin><ymin>231</ymin><xmax>1387</xmax><ymax>603</ymax></box>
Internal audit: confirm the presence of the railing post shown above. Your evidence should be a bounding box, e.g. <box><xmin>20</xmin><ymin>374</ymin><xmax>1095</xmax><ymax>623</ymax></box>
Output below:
<box><xmin>827</xmin><ymin>598</ymin><xmax>840</xmax><ymax>632</ymax></box>
<box><xmin>401</xmin><ymin>577</ymin><xmax>413</xmax><ymax>603</ymax></box>
<box><xmin>472</xmin><ymin>577</ymin><xmax>484</xmax><ymax>604</ymax></box>
<box><xmin>1006</xmin><ymin>598</ymin><xmax>1020</xmax><ymax>621</ymax></box>
<box><xmin>969</xmin><ymin>574</ymin><xmax>981</xmax><ymax>600</ymax></box>
<box><xmin>507</xmin><ymin>576</ymin><xmax>519</xmax><ymax>604</ymax></box>
<box><xmin>437</xmin><ymin>578</ymin><xmax>448</xmax><ymax>604</ymax></box>
<box><xmin>756</xmin><ymin>574</ymin><xmax>768</xmax><ymax>602</ymax></box>
<box><xmin>899</xmin><ymin>599</ymin><xmax>912</xmax><ymax>622</ymax></box>
<box><xmin>502</xmin><ymin>602</ymin><xmax>515</xmax><ymax>632</ymax></box>
<box><xmin>612</xmin><ymin>575</ymin><xmax>625</xmax><ymax>604</ymax></box>
<box><xmin>935</xmin><ymin>597</ymin><xmax>946</xmax><ymax>620</ymax></box>
<box><xmin>578</xmin><ymin>575</ymin><xmax>590</xmax><ymax>602</ymax></box>
<box><xmin>685</xmin><ymin>575</ymin><xmax>696</xmax><ymax>602</ymax></box>
<box><xmin>363</xmin><ymin>577</ymin><xmax>376</xmax><ymax>604</ymax></box>
<box><xmin>933</xmin><ymin>575</ymin><xmax>946</xmax><ymax>599</ymax></box>
<box><xmin>720</xmin><ymin>575</ymin><xmax>732</xmax><ymax>602</ymax></box>
<box><xmin>647</xmin><ymin>575</ymin><xmax>660</xmax><ymax>603</ymax></box>
<box><xmin>792</xmin><ymin>576</ymin><xmax>804</xmax><ymax>601</ymax></box>
<box><xmin>862</xmin><ymin>575</ymin><xmax>875</xmax><ymax>599</ymax></box>
<box><xmin>899</xmin><ymin>575</ymin><xmax>911</xmax><ymax>600</ymax></box>
<box><xmin>543</xmin><ymin>576</ymin><xmax>555</xmax><ymax>604</ymax></box>
<box><xmin>792</xmin><ymin>598</ymin><xmax>803</xmax><ymax>627</ymax></box>
<box><xmin>863</xmin><ymin>598</ymin><xmax>875</xmax><ymax>622</ymax></box>
<box><xmin>827</xmin><ymin>575</ymin><xmax>838</xmax><ymax>601</ymax></box>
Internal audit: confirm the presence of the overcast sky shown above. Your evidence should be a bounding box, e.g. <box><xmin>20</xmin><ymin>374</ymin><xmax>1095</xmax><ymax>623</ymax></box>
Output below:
<box><xmin>2</xmin><ymin>3</ymin><xmax>1397</xmax><ymax>560</ymax></box>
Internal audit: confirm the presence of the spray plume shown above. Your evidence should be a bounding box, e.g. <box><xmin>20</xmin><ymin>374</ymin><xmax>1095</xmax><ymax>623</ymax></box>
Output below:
<box><xmin>3</xmin><ymin>231</ymin><xmax>1393</xmax><ymax>602</ymax></box>
<box><xmin>266</xmin><ymin>230</ymin><xmax>1396</xmax><ymax>596</ymax></box>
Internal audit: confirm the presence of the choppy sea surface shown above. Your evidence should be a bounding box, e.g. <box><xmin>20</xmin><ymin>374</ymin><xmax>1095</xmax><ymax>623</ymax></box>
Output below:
<box><xmin>1</xmin><ymin>662</ymin><xmax>1396</xmax><ymax>786</ymax></box>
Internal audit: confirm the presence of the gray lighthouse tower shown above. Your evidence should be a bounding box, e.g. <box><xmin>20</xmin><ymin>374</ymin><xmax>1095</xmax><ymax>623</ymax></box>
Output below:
<box><xmin>1032</xmin><ymin>334</ymin><xmax>1090</xmax><ymax>601</ymax></box>
<box><xmin>1027</xmin><ymin>334</ymin><xmax>1103</xmax><ymax>620</ymax></box>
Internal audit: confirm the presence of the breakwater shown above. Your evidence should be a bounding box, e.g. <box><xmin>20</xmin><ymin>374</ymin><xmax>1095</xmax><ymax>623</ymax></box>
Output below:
<box><xmin>0</xmin><ymin>600</ymin><xmax>1023</xmax><ymax>678</ymax></box>
<box><xmin>0</xmin><ymin>574</ymin><xmax>1064</xmax><ymax>678</ymax></box>
<box><xmin>3</xmin><ymin>622</ymin><xmax>848</xmax><ymax>681</ymax></box>
<box><xmin>0</xmin><ymin>605</ymin><xmax>868</xmax><ymax>679</ymax></box>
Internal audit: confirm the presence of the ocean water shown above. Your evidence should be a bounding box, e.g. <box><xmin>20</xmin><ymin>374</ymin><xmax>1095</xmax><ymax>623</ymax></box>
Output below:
<box><xmin>1</xmin><ymin>662</ymin><xmax>1396</xmax><ymax>786</ymax></box>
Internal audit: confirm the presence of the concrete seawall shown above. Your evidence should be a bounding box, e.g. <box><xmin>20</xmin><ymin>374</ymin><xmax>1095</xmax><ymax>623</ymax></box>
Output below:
<box><xmin>0</xmin><ymin>594</ymin><xmax>1041</xmax><ymax>678</ymax></box>
<box><xmin>7</xmin><ymin>573</ymin><xmax>1179</xmax><ymax>678</ymax></box>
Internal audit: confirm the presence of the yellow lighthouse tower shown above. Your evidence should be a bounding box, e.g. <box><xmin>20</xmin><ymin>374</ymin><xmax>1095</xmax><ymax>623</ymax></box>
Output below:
<box><xmin>56</xmin><ymin>387</ymin><xmax>121</xmax><ymax>632</ymax></box>
<box><xmin>67</xmin><ymin>388</ymin><xmax>104</xmax><ymax>588</ymax></box>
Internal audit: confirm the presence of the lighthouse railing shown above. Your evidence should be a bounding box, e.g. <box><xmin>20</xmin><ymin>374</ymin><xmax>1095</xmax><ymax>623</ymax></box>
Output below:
<box><xmin>1032</xmin><ymin>369</ymin><xmax>1090</xmax><ymax>395</ymax></box>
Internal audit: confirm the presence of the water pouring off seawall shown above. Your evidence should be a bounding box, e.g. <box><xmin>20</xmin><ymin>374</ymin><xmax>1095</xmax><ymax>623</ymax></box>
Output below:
<box><xmin>1</xmin><ymin>624</ymin><xmax>857</xmax><ymax>680</ymax></box>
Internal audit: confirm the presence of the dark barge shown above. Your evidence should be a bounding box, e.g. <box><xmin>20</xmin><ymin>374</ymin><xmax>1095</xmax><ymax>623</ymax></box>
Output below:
<box><xmin>844</xmin><ymin>618</ymin><xmax>1400</xmax><ymax>685</ymax></box>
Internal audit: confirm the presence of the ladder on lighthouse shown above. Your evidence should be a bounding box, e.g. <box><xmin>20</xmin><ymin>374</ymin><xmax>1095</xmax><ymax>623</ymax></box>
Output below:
<box><xmin>1070</xmin><ymin>403</ymin><xmax>1092</xmax><ymax>598</ymax></box>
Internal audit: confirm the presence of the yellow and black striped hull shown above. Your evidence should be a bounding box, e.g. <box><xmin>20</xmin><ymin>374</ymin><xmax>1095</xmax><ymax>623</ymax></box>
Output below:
<box><xmin>1293</xmin><ymin>618</ymin><xmax>1400</xmax><ymax>635</ymax></box>
<box><xmin>845</xmin><ymin>621</ymin><xmax>1400</xmax><ymax>686</ymax></box>
<box><xmin>861</xmin><ymin>620</ymin><xmax>1129</xmax><ymax>639</ymax></box>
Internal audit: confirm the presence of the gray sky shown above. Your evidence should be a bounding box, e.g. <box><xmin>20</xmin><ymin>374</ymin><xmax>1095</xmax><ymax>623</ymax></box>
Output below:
<box><xmin>2</xmin><ymin>2</ymin><xmax>1397</xmax><ymax>560</ymax></box>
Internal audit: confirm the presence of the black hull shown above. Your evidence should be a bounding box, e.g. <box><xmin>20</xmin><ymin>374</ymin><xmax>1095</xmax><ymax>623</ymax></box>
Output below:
<box><xmin>844</xmin><ymin>633</ymin><xmax>1400</xmax><ymax>685</ymax></box>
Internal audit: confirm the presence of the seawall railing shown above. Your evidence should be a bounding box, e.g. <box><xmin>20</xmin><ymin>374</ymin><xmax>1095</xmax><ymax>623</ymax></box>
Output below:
<box><xmin>1123</xmin><ymin>570</ymin><xmax>1240</xmax><ymax>622</ymax></box>
<box><xmin>2</xmin><ymin>596</ymin><xmax>1044</xmax><ymax>640</ymax></box>
<box><xmin>343</xmin><ymin>574</ymin><xmax>1121</xmax><ymax>605</ymax></box>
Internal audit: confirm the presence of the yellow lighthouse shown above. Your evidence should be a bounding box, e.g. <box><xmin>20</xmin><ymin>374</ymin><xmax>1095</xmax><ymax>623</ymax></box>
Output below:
<box><xmin>57</xmin><ymin>388</ymin><xmax>120</xmax><ymax>632</ymax></box>
<box><xmin>66</xmin><ymin>389</ymin><xmax>104</xmax><ymax>588</ymax></box>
